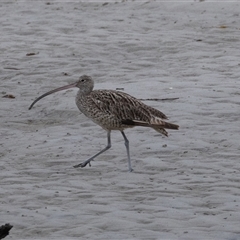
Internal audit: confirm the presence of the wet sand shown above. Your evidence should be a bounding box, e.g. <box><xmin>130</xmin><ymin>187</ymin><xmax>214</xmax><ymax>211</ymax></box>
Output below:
<box><xmin>1</xmin><ymin>1</ymin><xmax>240</xmax><ymax>239</ymax></box>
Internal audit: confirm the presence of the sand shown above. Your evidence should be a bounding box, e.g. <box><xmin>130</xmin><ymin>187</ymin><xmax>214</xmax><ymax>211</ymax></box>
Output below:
<box><xmin>1</xmin><ymin>1</ymin><xmax>240</xmax><ymax>239</ymax></box>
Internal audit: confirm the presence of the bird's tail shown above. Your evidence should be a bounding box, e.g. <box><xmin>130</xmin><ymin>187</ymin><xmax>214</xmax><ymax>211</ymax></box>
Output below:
<box><xmin>122</xmin><ymin>118</ymin><xmax>179</xmax><ymax>137</ymax></box>
<box><xmin>150</xmin><ymin>118</ymin><xmax>179</xmax><ymax>130</ymax></box>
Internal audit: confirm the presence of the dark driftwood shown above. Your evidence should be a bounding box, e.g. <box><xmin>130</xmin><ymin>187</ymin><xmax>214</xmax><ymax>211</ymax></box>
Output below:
<box><xmin>139</xmin><ymin>97</ymin><xmax>179</xmax><ymax>101</ymax></box>
<box><xmin>0</xmin><ymin>224</ymin><xmax>13</xmax><ymax>239</ymax></box>
<box><xmin>3</xmin><ymin>67</ymin><xmax>21</xmax><ymax>70</ymax></box>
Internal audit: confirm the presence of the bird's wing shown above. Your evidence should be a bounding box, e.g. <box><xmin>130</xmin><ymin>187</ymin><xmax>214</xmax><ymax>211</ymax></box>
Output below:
<box><xmin>90</xmin><ymin>90</ymin><xmax>168</xmax><ymax>121</ymax></box>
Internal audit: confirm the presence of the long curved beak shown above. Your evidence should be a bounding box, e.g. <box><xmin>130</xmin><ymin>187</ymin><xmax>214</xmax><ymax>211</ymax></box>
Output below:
<box><xmin>29</xmin><ymin>82</ymin><xmax>77</xmax><ymax>110</ymax></box>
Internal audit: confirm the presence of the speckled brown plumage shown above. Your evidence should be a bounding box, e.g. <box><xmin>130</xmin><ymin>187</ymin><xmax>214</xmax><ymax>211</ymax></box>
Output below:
<box><xmin>76</xmin><ymin>88</ymin><xmax>178</xmax><ymax>136</ymax></box>
<box><xmin>29</xmin><ymin>75</ymin><xmax>179</xmax><ymax>172</ymax></box>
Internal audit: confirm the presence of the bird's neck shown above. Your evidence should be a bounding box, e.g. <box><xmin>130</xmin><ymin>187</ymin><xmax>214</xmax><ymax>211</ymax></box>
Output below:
<box><xmin>77</xmin><ymin>89</ymin><xmax>91</xmax><ymax>98</ymax></box>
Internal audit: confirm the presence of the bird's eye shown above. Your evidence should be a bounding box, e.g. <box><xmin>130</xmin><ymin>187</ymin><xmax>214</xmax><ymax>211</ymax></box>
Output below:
<box><xmin>81</xmin><ymin>79</ymin><xmax>85</xmax><ymax>82</ymax></box>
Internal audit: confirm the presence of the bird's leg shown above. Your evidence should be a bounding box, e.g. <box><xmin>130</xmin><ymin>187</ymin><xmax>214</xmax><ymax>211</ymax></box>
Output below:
<box><xmin>73</xmin><ymin>131</ymin><xmax>111</xmax><ymax>168</ymax></box>
<box><xmin>121</xmin><ymin>131</ymin><xmax>133</xmax><ymax>172</ymax></box>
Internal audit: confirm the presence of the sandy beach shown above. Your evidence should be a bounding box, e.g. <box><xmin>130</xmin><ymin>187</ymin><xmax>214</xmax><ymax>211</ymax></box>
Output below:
<box><xmin>1</xmin><ymin>1</ymin><xmax>240</xmax><ymax>239</ymax></box>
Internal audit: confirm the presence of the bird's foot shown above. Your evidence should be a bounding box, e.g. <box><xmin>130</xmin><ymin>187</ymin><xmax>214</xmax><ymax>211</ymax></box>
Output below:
<box><xmin>73</xmin><ymin>159</ymin><xmax>93</xmax><ymax>168</ymax></box>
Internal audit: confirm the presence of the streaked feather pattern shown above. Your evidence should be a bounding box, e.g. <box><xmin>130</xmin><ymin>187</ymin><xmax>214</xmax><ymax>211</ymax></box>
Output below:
<box><xmin>76</xmin><ymin>89</ymin><xmax>179</xmax><ymax>136</ymax></box>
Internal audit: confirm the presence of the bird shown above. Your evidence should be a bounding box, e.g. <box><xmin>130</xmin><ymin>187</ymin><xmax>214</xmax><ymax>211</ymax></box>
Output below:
<box><xmin>29</xmin><ymin>75</ymin><xmax>179</xmax><ymax>172</ymax></box>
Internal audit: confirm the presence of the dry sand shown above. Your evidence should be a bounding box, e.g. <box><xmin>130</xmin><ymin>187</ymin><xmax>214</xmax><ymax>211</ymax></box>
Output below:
<box><xmin>1</xmin><ymin>1</ymin><xmax>240</xmax><ymax>239</ymax></box>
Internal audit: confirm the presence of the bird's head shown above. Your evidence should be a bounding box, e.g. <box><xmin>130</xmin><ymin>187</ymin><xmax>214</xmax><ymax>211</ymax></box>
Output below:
<box><xmin>76</xmin><ymin>75</ymin><xmax>94</xmax><ymax>94</ymax></box>
<box><xmin>29</xmin><ymin>75</ymin><xmax>94</xmax><ymax>110</ymax></box>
